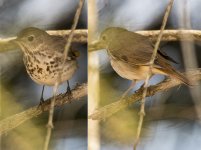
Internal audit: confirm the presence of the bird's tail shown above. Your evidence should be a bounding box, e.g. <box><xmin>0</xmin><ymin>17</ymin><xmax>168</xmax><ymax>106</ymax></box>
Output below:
<box><xmin>72</xmin><ymin>50</ymin><xmax>80</xmax><ymax>58</ymax></box>
<box><xmin>157</xmin><ymin>67</ymin><xmax>192</xmax><ymax>86</ymax></box>
<box><xmin>69</xmin><ymin>49</ymin><xmax>80</xmax><ymax>59</ymax></box>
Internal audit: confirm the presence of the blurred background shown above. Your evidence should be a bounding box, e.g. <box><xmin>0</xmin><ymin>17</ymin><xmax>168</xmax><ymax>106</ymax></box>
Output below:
<box><xmin>89</xmin><ymin>0</ymin><xmax>201</xmax><ymax>150</ymax></box>
<box><xmin>0</xmin><ymin>0</ymin><xmax>87</xmax><ymax>150</ymax></box>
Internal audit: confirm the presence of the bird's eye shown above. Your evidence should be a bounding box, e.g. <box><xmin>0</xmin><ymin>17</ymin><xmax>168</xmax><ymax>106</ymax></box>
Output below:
<box><xmin>27</xmin><ymin>35</ymin><xmax>34</xmax><ymax>42</ymax></box>
<box><xmin>102</xmin><ymin>35</ymin><xmax>106</xmax><ymax>41</ymax></box>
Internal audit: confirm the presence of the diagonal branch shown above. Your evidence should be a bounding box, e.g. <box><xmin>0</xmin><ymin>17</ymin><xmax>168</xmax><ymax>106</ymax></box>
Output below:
<box><xmin>89</xmin><ymin>69</ymin><xmax>201</xmax><ymax>121</ymax></box>
<box><xmin>0</xmin><ymin>83</ymin><xmax>87</xmax><ymax>135</ymax></box>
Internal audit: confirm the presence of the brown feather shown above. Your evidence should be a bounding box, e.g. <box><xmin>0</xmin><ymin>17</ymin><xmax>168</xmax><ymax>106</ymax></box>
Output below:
<box><xmin>105</xmin><ymin>27</ymin><xmax>190</xmax><ymax>85</ymax></box>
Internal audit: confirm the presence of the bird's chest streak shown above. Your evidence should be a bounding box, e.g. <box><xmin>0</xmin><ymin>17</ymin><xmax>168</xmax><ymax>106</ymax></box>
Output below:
<box><xmin>23</xmin><ymin>52</ymin><xmax>53</xmax><ymax>76</ymax></box>
<box><xmin>23</xmin><ymin>52</ymin><xmax>77</xmax><ymax>85</ymax></box>
<box><xmin>23</xmin><ymin>51</ymin><xmax>60</xmax><ymax>83</ymax></box>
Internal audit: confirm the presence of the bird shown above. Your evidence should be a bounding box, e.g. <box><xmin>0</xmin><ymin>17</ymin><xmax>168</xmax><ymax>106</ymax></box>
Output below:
<box><xmin>12</xmin><ymin>27</ymin><xmax>79</xmax><ymax>104</ymax></box>
<box><xmin>89</xmin><ymin>27</ymin><xmax>191</xmax><ymax>98</ymax></box>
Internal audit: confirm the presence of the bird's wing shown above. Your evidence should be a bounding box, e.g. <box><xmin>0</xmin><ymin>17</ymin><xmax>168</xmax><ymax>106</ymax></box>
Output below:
<box><xmin>108</xmin><ymin>31</ymin><xmax>175</xmax><ymax>68</ymax></box>
<box><xmin>47</xmin><ymin>36</ymin><xmax>78</xmax><ymax>60</ymax></box>
<box><xmin>108</xmin><ymin>31</ymin><xmax>155</xmax><ymax>66</ymax></box>
<box><xmin>107</xmin><ymin>30</ymin><xmax>191</xmax><ymax>85</ymax></box>
<box><xmin>156</xmin><ymin>47</ymin><xmax>178</xmax><ymax>64</ymax></box>
<box><xmin>49</xmin><ymin>36</ymin><xmax>66</xmax><ymax>53</ymax></box>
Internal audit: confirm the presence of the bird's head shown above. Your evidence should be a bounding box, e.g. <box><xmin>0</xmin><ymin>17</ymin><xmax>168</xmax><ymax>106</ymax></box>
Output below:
<box><xmin>89</xmin><ymin>27</ymin><xmax>126</xmax><ymax>52</ymax></box>
<box><xmin>12</xmin><ymin>27</ymin><xmax>49</xmax><ymax>53</ymax></box>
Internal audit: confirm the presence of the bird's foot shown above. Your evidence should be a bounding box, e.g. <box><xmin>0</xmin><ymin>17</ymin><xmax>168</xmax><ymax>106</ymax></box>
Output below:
<box><xmin>120</xmin><ymin>94</ymin><xmax>131</xmax><ymax>106</ymax></box>
<box><xmin>65</xmin><ymin>87</ymin><xmax>73</xmax><ymax>103</ymax></box>
<box><xmin>138</xmin><ymin>110</ymin><xmax>146</xmax><ymax>117</ymax></box>
<box><xmin>37</xmin><ymin>98</ymin><xmax>45</xmax><ymax>110</ymax></box>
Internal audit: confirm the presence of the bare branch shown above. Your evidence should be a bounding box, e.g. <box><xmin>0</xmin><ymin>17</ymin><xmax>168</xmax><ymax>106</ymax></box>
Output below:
<box><xmin>134</xmin><ymin>0</ymin><xmax>174</xmax><ymax>149</ymax></box>
<box><xmin>47</xmin><ymin>29</ymin><xmax>87</xmax><ymax>43</ymax></box>
<box><xmin>0</xmin><ymin>29</ymin><xmax>87</xmax><ymax>53</ymax></box>
<box><xmin>0</xmin><ymin>83</ymin><xmax>87</xmax><ymax>135</ymax></box>
<box><xmin>44</xmin><ymin>0</ymin><xmax>85</xmax><ymax>150</ymax></box>
<box><xmin>3</xmin><ymin>29</ymin><xmax>201</xmax><ymax>53</ymax></box>
<box><xmin>89</xmin><ymin>69</ymin><xmax>201</xmax><ymax>120</ymax></box>
<box><xmin>0</xmin><ymin>29</ymin><xmax>87</xmax><ymax>42</ymax></box>
<box><xmin>136</xmin><ymin>30</ymin><xmax>201</xmax><ymax>42</ymax></box>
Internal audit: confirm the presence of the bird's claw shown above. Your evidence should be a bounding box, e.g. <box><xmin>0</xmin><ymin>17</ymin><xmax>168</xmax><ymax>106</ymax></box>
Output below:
<box><xmin>65</xmin><ymin>87</ymin><xmax>73</xmax><ymax>103</ymax></box>
<box><xmin>37</xmin><ymin>98</ymin><xmax>45</xmax><ymax>110</ymax></box>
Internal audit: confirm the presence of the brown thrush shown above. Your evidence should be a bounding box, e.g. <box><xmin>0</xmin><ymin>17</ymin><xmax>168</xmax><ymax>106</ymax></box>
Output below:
<box><xmin>13</xmin><ymin>27</ymin><xmax>79</xmax><ymax>103</ymax></box>
<box><xmin>89</xmin><ymin>27</ymin><xmax>190</xmax><ymax>97</ymax></box>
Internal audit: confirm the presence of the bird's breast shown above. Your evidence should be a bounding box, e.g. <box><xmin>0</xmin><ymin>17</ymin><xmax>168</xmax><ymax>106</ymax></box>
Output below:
<box><xmin>110</xmin><ymin>58</ymin><xmax>150</xmax><ymax>80</ymax></box>
<box><xmin>23</xmin><ymin>53</ymin><xmax>78</xmax><ymax>86</ymax></box>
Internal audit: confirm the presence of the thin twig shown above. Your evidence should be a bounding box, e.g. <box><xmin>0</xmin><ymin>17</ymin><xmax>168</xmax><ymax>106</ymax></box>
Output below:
<box><xmin>89</xmin><ymin>69</ymin><xmax>201</xmax><ymax>120</ymax></box>
<box><xmin>134</xmin><ymin>0</ymin><xmax>174</xmax><ymax>148</ymax></box>
<box><xmin>43</xmin><ymin>1</ymin><xmax>85</xmax><ymax>150</ymax></box>
<box><xmin>0</xmin><ymin>83</ymin><xmax>87</xmax><ymax>135</ymax></box>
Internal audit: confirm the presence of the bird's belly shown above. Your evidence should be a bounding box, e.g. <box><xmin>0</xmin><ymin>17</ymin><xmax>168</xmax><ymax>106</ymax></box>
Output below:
<box><xmin>110</xmin><ymin>59</ymin><xmax>149</xmax><ymax>80</ymax></box>
<box><xmin>25</xmin><ymin>60</ymin><xmax>78</xmax><ymax>86</ymax></box>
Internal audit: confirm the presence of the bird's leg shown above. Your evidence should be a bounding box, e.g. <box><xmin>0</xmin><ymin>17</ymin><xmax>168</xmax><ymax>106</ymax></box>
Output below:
<box><xmin>121</xmin><ymin>80</ymin><xmax>136</xmax><ymax>99</ymax></box>
<box><xmin>66</xmin><ymin>80</ymin><xmax>71</xmax><ymax>94</ymax></box>
<box><xmin>138</xmin><ymin>82</ymin><xmax>145</xmax><ymax>91</ymax></box>
<box><xmin>38</xmin><ymin>85</ymin><xmax>45</xmax><ymax>109</ymax></box>
<box><xmin>65</xmin><ymin>80</ymin><xmax>72</xmax><ymax>102</ymax></box>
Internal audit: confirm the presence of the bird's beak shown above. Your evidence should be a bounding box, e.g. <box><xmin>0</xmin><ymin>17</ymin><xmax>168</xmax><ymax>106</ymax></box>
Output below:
<box><xmin>88</xmin><ymin>40</ymin><xmax>106</xmax><ymax>52</ymax></box>
<box><xmin>0</xmin><ymin>38</ymin><xmax>19</xmax><ymax>52</ymax></box>
<box><xmin>10</xmin><ymin>38</ymin><xmax>23</xmax><ymax>48</ymax></box>
<box><xmin>10</xmin><ymin>38</ymin><xmax>27</xmax><ymax>53</ymax></box>
<box><xmin>10</xmin><ymin>38</ymin><xmax>20</xmax><ymax>45</ymax></box>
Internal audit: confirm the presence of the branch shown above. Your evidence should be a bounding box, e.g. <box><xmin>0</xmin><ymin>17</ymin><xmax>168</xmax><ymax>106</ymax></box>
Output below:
<box><xmin>136</xmin><ymin>29</ymin><xmax>201</xmax><ymax>42</ymax></box>
<box><xmin>3</xmin><ymin>29</ymin><xmax>201</xmax><ymax>53</ymax></box>
<box><xmin>134</xmin><ymin>0</ymin><xmax>174</xmax><ymax>149</ymax></box>
<box><xmin>0</xmin><ymin>29</ymin><xmax>87</xmax><ymax>43</ymax></box>
<box><xmin>89</xmin><ymin>69</ymin><xmax>201</xmax><ymax>120</ymax></box>
<box><xmin>43</xmin><ymin>1</ymin><xmax>85</xmax><ymax>149</ymax></box>
<box><xmin>88</xmin><ymin>29</ymin><xmax>201</xmax><ymax>52</ymax></box>
<box><xmin>0</xmin><ymin>83</ymin><xmax>87</xmax><ymax>135</ymax></box>
<box><xmin>47</xmin><ymin>29</ymin><xmax>87</xmax><ymax>43</ymax></box>
<box><xmin>0</xmin><ymin>29</ymin><xmax>87</xmax><ymax>52</ymax></box>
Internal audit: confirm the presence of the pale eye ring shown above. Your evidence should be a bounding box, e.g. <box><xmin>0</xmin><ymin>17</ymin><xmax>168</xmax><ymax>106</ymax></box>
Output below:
<box><xmin>27</xmin><ymin>35</ymin><xmax>34</xmax><ymax>42</ymax></box>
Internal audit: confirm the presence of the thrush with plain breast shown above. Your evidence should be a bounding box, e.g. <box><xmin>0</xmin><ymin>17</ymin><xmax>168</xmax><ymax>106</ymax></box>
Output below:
<box><xmin>89</xmin><ymin>27</ymin><xmax>190</xmax><ymax>97</ymax></box>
